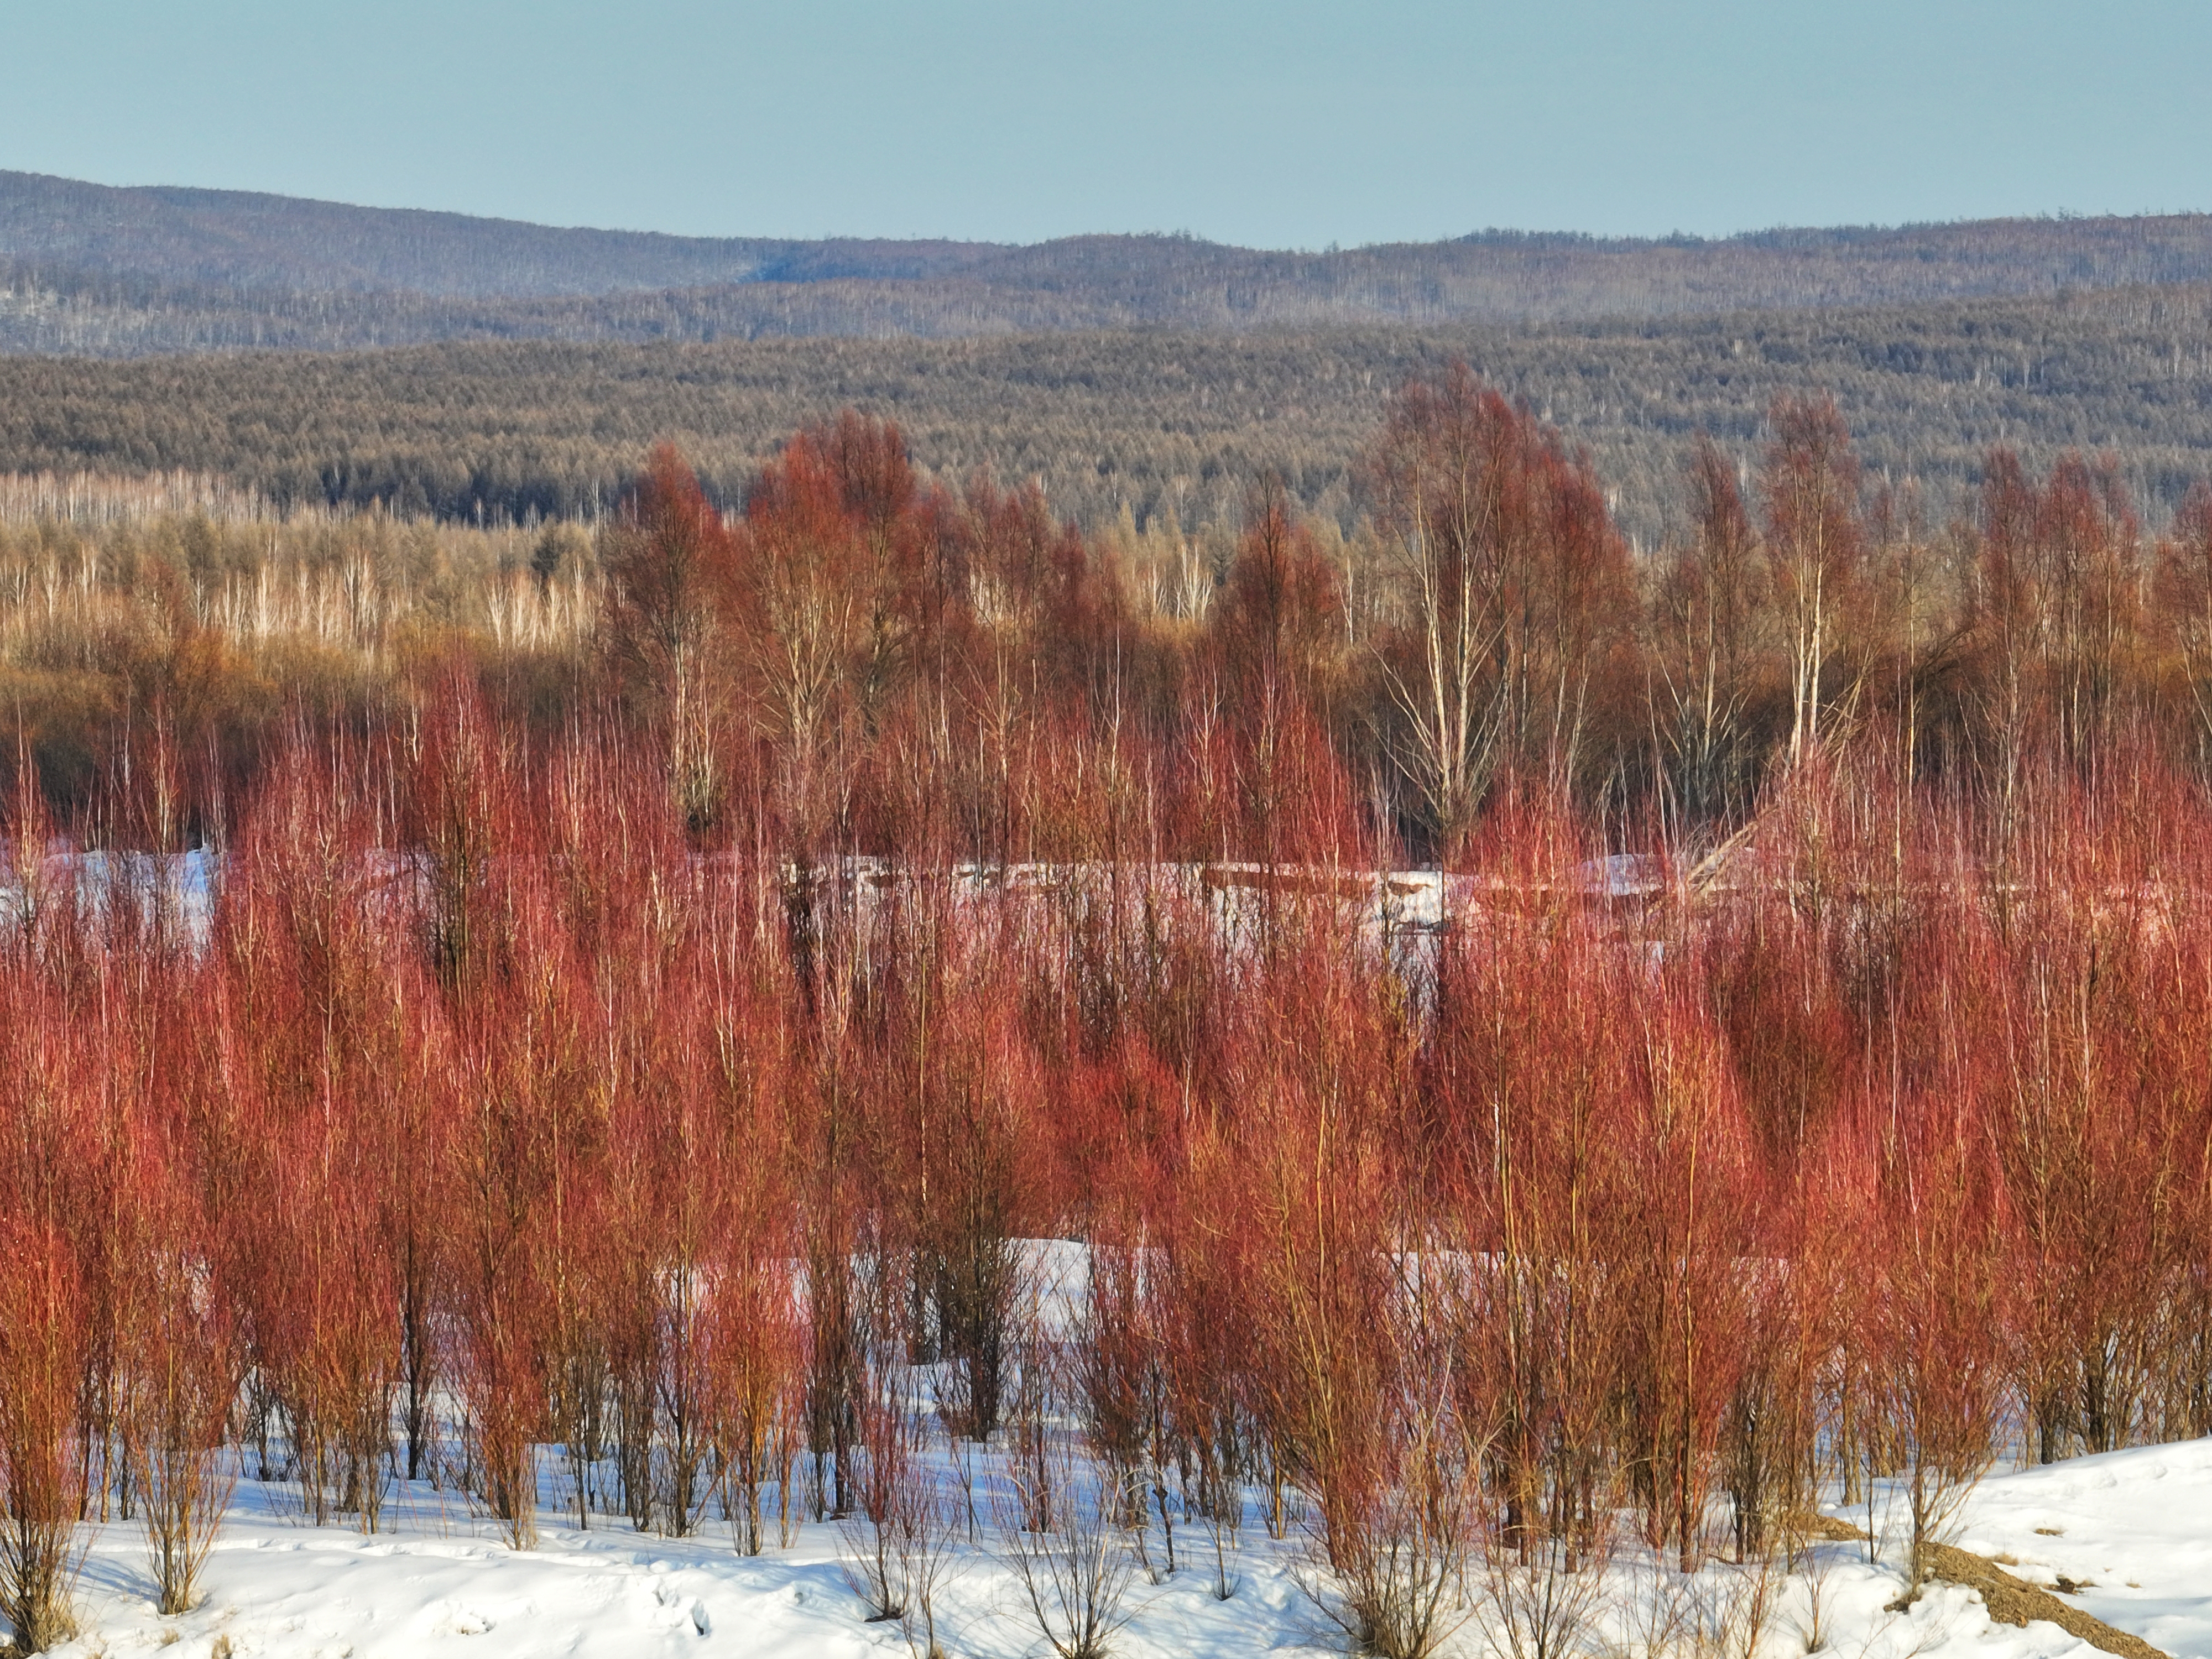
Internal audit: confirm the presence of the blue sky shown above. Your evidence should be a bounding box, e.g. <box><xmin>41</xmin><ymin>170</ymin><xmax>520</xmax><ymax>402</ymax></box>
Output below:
<box><xmin>5</xmin><ymin>0</ymin><xmax>2209</xmax><ymax>248</ymax></box>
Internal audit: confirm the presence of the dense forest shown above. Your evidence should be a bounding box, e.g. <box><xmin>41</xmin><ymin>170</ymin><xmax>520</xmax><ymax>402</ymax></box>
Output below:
<box><xmin>6</xmin><ymin>281</ymin><xmax>2212</xmax><ymax>544</ymax></box>
<box><xmin>12</xmin><ymin>170</ymin><xmax>2212</xmax><ymax>352</ymax></box>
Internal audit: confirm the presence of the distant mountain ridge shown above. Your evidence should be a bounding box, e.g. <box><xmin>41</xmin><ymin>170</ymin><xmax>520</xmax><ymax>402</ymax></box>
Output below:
<box><xmin>6</xmin><ymin>170</ymin><xmax>2212</xmax><ymax>354</ymax></box>
<box><xmin>0</xmin><ymin>169</ymin><xmax>997</xmax><ymax>296</ymax></box>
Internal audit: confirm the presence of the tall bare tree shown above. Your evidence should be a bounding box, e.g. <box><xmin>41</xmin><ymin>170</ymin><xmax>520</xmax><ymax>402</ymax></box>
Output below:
<box><xmin>1759</xmin><ymin>394</ymin><xmax>1863</xmax><ymax>766</ymax></box>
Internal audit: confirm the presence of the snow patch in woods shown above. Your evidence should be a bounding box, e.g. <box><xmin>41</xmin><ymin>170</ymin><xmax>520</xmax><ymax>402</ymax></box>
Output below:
<box><xmin>0</xmin><ymin>854</ymin><xmax>1588</xmax><ymax>959</ymax></box>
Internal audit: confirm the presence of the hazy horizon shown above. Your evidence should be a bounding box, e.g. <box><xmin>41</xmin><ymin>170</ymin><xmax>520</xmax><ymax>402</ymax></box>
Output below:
<box><xmin>12</xmin><ymin>164</ymin><xmax>2206</xmax><ymax>259</ymax></box>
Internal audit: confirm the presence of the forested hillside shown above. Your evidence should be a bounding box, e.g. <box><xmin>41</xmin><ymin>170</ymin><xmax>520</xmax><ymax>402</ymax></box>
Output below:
<box><xmin>0</xmin><ymin>169</ymin><xmax>984</xmax><ymax>296</ymax></box>
<box><xmin>7</xmin><ymin>281</ymin><xmax>2212</xmax><ymax>541</ymax></box>
<box><xmin>10</xmin><ymin>169</ymin><xmax>2212</xmax><ymax>351</ymax></box>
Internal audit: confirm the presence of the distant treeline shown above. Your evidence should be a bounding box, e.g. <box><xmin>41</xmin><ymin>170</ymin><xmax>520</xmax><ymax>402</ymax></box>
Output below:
<box><xmin>6</xmin><ymin>284</ymin><xmax>2212</xmax><ymax>544</ymax></box>
<box><xmin>13</xmin><ymin>168</ymin><xmax>2212</xmax><ymax>351</ymax></box>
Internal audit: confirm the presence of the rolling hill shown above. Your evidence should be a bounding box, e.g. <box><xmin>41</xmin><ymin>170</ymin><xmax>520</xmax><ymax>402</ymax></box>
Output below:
<box><xmin>9</xmin><ymin>170</ymin><xmax>2212</xmax><ymax>353</ymax></box>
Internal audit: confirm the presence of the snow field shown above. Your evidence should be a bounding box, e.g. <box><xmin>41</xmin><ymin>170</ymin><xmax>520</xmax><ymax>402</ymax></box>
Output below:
<box><xmin>34</xmin><ymin>1422</ymin><xmax>2212</xmax><ymax>1658</ymax></box>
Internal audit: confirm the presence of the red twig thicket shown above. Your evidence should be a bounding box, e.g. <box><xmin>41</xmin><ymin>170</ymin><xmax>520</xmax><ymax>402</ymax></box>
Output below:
<box><xmin>14</xmin><ymin>386</ymin><xmax>2212</xmax><ymax>1651</ymax></box>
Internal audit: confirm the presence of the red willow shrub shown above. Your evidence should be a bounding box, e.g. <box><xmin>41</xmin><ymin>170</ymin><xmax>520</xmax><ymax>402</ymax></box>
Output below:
<box><xmin>211</xmin><ymin>734</ymin><xmax>408</xmax><ymax>1533</ymax></box>
<box><xmin>1864</xmin><ymin>1099</ymin><xmax>2011</xmax><ymax>1594</ymax></box>
<box><xmin>1223</xmin><ymin>902</ymin><xmax>1481</xmax><ymax>1659</ymax></box>
<box><xmin>692</xmin><ymin>842</ymin><xmax>807</xmax><ymax>1553</ymax></box>
<box><xmin>1</xmin><ymin>908</ymin><xmax>108</xmax><ymax>1659</ymax></box>
<box><xmin>440</xmin><ymin>862</ymin><xmax>585</xmax><ymax>1545</ymax></box>
<box><xmin>1146</xmin><ymin>1128</ymin><xmax>1254</xmax><ymax>1599</ymax></box>
<box><xmin>116</xmin><ymin>1123</ymin><xmax>244</xmax><ymax>1614</ymax></box>
<box><xmin>1077</xmin><ymin>1214</ymin><xmax>1157</xmax><ymax>1552</ymax></box>
<box><xmin>1984</xmin><ymin>758</ymin><xmax>2201</xmax><ymax>1463</ymax></box>
<box><xmin>92</xmin><ymin>911</ymin><xmax>242</xmax><ymax>1611</ymax></box>
<box><xmin>254</xmin><ymin>1134</ymin><xmax>401</xmax><ymax>1531</ymax></box>
<box><xmin>1427</xmin><ymin>800</ymin><xmax>1633</xmax><ymax>1573</ymax></box>
<box><xmin>1612</xmin><ymin>975</ymin><xmax>1758</xmax><ymax>1573</ymax></box>
<box><xmin>711</xmin><ymin>1198</ymin><xmax>805</xmax><ymax>1556</ymax></box>
<box><xmin>614</xmin><ymin>971</ymin><xmax>728</xmax><ymax>1541</ymax></box>
<box><xmin>0</xmin><ymin>1218</ymin><xmax>87</xmax><ymax>1652</ymax></box>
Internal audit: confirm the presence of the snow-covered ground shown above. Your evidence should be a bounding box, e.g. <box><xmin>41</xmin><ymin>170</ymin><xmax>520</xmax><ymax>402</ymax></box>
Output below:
<box><xmin>53</xmin><ymin>1469</ymin><xmax>1325</xmax><ymax>1659</ymax></box>
<box><xmin>1952</xmin><ymin>1438</ymin><xmax>2212</xmax><ymax>1658</ymax></box>
<box><xmin>35</xmin><ymin>1438</ymin><xmax>2212</xmax><ymax>1659</ymax></box>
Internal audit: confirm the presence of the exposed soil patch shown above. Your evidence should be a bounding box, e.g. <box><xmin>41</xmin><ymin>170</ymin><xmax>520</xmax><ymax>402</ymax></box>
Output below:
<box><xmin>1801</xmin><ymin>1515</ymin><xmax>2168</xmax><ymax>1659</ymax></box>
